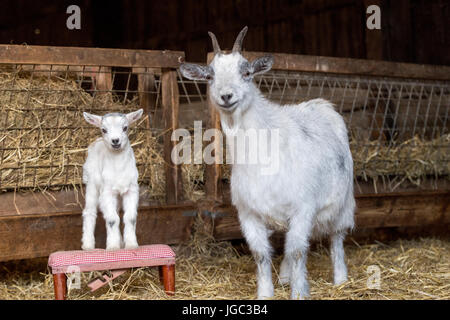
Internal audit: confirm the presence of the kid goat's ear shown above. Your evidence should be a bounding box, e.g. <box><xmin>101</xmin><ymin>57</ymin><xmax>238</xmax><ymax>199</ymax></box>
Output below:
<box><xmin>180</xmin><ymin>63</ymin><xmax>214</xmax><ymax>81</ymax></box>
<box><xmin>251</xmin><ymin>55</ymin><xmax>274</xmax><ymax>76</ymax></box>
<box><xmin>126</xmin><ymin>109</ymin><xmax>144</xmax><ymax>124</ymax></box>
<box><xmin>83</xmin><ymin>112</ymin><xmax>102</xmax><ymax>128</ymax></box>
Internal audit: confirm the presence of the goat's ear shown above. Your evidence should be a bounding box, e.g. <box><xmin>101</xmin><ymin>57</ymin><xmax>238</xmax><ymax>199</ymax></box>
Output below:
<box><xmin>126</xmin><ymin>109</ymin><xmax>144</xmax><ymax>125</ymax></box>
<box><xmin>180</xmin><ymin>63</ymin><xmax>213</xmax><ymax>81</ymax></box>
<box><xmin>251</xmin><ymin>55</ymin><xmax>274</xmax><ymax>76</ymax></box>
<box><xmin>83</xmin><ymin>112</ymin><xmax>102</xmax><ymax>128</ymax></box>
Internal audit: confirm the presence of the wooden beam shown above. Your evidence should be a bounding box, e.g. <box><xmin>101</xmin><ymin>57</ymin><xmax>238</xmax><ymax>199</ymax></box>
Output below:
<box><xmin>207</xmin><ymin>52</ymin><xmax>450</xmax><ymax>81</ymax></box>
<box><xmin>161</xmin><ymin>69</ymin><xmax>183</xmax><ymax>204</ymax></box>
<box><xmin>0</xmin><ymin>45</ymin><xmax>184</xmax><ymax>68</ymax></box>
<box><xmin>211</xmin><ymin>191</ymin><xmax>450</xmax><ymax>241</ymax></box>
<box><xmin>0</xmin><ymin>203</ymin><xmax>197</xmax><ymax>262</ymax></box>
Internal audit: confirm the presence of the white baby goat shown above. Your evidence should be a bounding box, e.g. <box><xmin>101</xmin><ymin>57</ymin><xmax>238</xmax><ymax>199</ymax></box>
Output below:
<box><xmin>81</xmin><ymin>109</ymin><xmax>143</xmax><ymax>250</ymax></box>
<box><xmin>180</xmin><ymin>27</ymin><xmax>355</xmax><ymax>299</ymax></box>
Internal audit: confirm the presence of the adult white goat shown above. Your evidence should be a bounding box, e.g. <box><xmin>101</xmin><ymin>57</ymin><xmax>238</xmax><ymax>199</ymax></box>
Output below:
<box><xmin>180</xmin><ymin>27</ymin><xmax>355</xmax><ymax>299</ymax></box>
<box><xmin>81</xmin><ymin>109</ymin><xmax>143</xmax><ymax>251</ymax></box>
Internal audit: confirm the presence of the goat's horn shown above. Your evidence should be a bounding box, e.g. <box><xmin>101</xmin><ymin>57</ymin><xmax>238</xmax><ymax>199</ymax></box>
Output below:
<box><xmin>208</xmin><ymin>31</ymin><xmax>221</xmax><ymax>54</ymax></box>
<box><xmin>232</xmin><ymin>26</ymin><xmax>248</xmax><ymax>53</ymax></box>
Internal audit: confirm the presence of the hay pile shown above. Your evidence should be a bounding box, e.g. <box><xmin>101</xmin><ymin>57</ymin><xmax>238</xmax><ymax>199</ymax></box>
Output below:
<box><xmin>0</xmin><ymin>224</ymin><xmax>448</xmax><ymax>300</ymax></box>
<box><xmin>0</xmin><ymin>70</ymin><xmax>169</xmax><ymax>200</ymax></box>
<box><xmin>351</xmin><ymin>134</ymin><xmax>450</xmax><ymax>187</ymax></box>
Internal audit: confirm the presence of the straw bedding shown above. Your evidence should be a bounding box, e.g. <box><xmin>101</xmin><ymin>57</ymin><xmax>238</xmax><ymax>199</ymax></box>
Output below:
<box><xmin>0</xmin><ymin>70</ymin><xmax>448</xmax><ymax>199</ymax></box>
<box><xmin>0</xmin><ymin>221</ymin><xmax>448</xmax><ymax>300</ymax></box>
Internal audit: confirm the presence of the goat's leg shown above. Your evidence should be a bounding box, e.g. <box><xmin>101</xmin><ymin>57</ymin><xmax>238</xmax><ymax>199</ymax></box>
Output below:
<box><xmin>284</xmin><ymin>211</ymin><xmax>313</xmax><ymax>299</ymax></box>
<box><xmin>239</xmin><ymin>212</ymin><xmax>273</xmax><ymax>299</ymax></box>
<box><xmin>122</xmin><ymin>186</ymin><xmax>139</xmax><ymax>249</ymax></box>
<box><xmin>99</xmin><ymin>191</ymin><xmax>121</xmax><ymax>250</ymax></box>
<box><xmin>330</xmin><ymin>231</ymin><xmax>348</xmax><ymax>285</ymax></box>
<box><xmin>278</xmin><ymin>255</ymin><xmax>292</xmax><ymax>285</ymax></box>
<box><xmin>81</xmin><ymin>183</ymin><xmax>98</xmax><ymax>250</ymax></box>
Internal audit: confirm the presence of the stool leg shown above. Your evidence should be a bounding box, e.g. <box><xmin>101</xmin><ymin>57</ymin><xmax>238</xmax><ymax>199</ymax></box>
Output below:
<box><xmin>158</xmin><ymin>265</ymin><xmax>164</xmax><ymax>284</ymax></box>
<box><xmin>53</xmin><ymin>273</ymin><xmax>67</xmax><ymax>300</ymax></box>
<box><xmin>161</xmin><ymin>264</ymin><xmax>175</xmax><ymax>296</ymax></box>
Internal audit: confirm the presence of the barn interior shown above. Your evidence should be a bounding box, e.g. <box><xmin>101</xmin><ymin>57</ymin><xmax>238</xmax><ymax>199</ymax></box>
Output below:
<box><xmin>0</xmin><ymin>0</ymin><xmax>448</xmax><ymax>300</ymax></box>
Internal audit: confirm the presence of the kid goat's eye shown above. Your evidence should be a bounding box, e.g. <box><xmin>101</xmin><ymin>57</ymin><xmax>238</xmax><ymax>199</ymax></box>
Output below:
<box><xmin>205</xmin><ymin>75</ymin><xmax>212</xmax><ymax>80</ymax></box>
<box><xmin>123</xmin><ymin>126</ymin><xmax>128</xmax><ymax>132</ymax></box>
<box><xmin>102</xmin><ymin>128</ymin><xmax>107</xmax><ymax>134</ymax></box>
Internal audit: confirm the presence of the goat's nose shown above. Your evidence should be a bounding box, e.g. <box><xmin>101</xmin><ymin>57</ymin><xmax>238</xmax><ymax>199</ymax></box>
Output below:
<box><xmin>112</xmin><ymin>139</ymin><xmax>120</xmax><ymax>145</ymax></box>
<box><xmin>221</xmin><ymin>93</ymin><xmax>233</xmax><ymax>104</ymax></box>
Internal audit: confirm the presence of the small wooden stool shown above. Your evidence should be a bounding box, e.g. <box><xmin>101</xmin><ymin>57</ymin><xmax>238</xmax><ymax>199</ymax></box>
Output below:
<box><xmin>48</xmin><ymin>244</ymin><xmax>175</xmax><ymax>300</ymax></box>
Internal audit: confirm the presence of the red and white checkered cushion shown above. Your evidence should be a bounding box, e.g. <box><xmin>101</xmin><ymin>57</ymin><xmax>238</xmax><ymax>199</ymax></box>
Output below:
<box><xmin>48</xmin><ymin>244</ymin><xmax>175</xmax><ymax>273</ymax></box>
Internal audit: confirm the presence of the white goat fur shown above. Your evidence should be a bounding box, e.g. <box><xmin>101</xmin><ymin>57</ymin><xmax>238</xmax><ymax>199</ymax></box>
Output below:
<box><xmin>180</xmin><ymin>27</ymin><xmax>355</xmax><ymax>299</ymax></box>
<box><xmin>81</xmin><ymin>109</ymin><xmax>143</xmax><ymax>250</ymax></box>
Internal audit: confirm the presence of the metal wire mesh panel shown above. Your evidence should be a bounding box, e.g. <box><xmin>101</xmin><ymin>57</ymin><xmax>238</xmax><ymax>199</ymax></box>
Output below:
<box><xmin>256</xmin><ymin>70</ymin><xmax>449</xmax><ymax>192</ymax></box>
<box><xmin>177</xmin><ymin>69</ymin><xmax>449</xmax><ymax>194</ymax></box>
<box><xmin>0</xmin><ymin>64</ymin><xmax>166</xmax><ymax>200</ymax></box>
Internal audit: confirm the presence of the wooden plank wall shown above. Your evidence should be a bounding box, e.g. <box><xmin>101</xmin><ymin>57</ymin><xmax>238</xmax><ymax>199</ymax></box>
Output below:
<box><xmin>1</xmin><ymin>0</ymin><xmax>448</xmax><ymax>65</ymax></box>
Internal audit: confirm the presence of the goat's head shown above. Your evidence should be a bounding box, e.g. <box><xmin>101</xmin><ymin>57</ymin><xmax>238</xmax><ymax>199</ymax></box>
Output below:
<box><xmin>180</xmin><ymin>26</ymin><xmax>274</xmax><ymax>114</ymax></box>
<box><xmin>83</xmin><ymin>109</ymin><xmax>143</xmax><ymax>151</ymax></box>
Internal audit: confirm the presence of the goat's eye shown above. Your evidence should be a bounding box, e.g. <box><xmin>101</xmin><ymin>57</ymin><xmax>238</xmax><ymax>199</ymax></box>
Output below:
<box><xmin>102</xmin><ymin>128</ymin><xmax>107</xmax><ymax>134</ymax></box>
<box><xmin>244</xmin><ymin>71</ymin><xmax>251</xmax><ymax>77</ymax></box>
<box><xmin>123</xmin><ymin>126</ymin><xmax>128</xmax><ymax>132</ymax></box>
<box><xmin>205</xmin><ymin>74</ymin><xmax>212</xmax><ymax>81</ymax></box>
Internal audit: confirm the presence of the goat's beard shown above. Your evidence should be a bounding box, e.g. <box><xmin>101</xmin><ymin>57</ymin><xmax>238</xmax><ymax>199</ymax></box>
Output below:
<box><xmin>220</xmin><ymin>109</ymin><xmax>242</xmax><ymax>137</ymax></box>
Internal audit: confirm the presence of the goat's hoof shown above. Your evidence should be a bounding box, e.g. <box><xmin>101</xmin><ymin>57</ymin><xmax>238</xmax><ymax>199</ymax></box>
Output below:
<box><xmin>290</xmin><ymin>284</ymin><xmax>310</xmax><ymax>300</ymax></box>
<box><xmin>334</xmin><ymin>276</ymin><xmax>348</xmax><ymax>286</ymax></box>
<box><xmin>290</xmin><ymin>289</ymin><xmax>310</xmax><ymax>300</ymax></box>
<box><xmin>257</xmin><ymin>284</ymin><xmax>274</xmax><ymax>300</ymax></box>
<box><xmin>290</xmin><ymin>293</ymin><xmax>309</xmax><ymax>300</ymax></box>
<box><xmin>81</xmin><ymin>241</ymin><xmax>95</xmax><ymax>251</ymax></box>
<box><xmin>257</xmin><ymin>294</ymin><xmax>274</xmax><ymax>300</ymax></box>
<box><xmin>106</xmin><ymin>244</ymin><xmax>121</xmax><ymax>251</ymax></box>
<box><xmin>124</xmin><ymin>243</ymin><xmax>139</xmax><ymax>249</ymax></box>
<box><xmin>278</xmin><ymin>276</ymin><xmax>290</xmax><ymax>286</ymax></box>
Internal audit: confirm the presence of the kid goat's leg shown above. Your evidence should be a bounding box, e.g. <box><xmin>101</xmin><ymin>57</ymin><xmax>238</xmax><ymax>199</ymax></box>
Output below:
<box><xmin>99</xmin><ymin>190</ymin><xmax>121</xmax><ymax>250</ymax></box>
<box><xmin>239</xmin><ymin>212</ymin><xmax>274</xmax><ymax>299</ymax></box>
<box><xmin>81</xmin><ymin>183</ymin><xmax>98</xmax><ymax>250</ymax></box>
<box><xmin>122</xmin><ymin>186</ymin><xmax>139</xmax><ymax>249</ymax></box>
<box><xmin>284</xmin><ymin>209</ymin><xmax>314</xmax><ymax>300</ymax></box>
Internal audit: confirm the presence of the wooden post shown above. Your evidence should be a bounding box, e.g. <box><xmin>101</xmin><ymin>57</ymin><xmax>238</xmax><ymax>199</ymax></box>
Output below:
<box><xmin>161</xmin><ymin>69</ymin><xmax>183</xmax><ymax>204</ymax></box>
<box><xmin>204</xmin><ymin>52</ymin><xmax>223</xmax><ymax>203</ymax></box>
<box><xmin>158</xmin><ymin>265</ymin><xmax>164</xmax><ymax>284</ymax></box>
<box><xmin>133</xmin><ymin>67</ymin><xmax>158</xmax><ymax>128</ymax></box>
<box><xmin>161</xmin><ymin>264</ymin><xmax>175</xmax><ymax>296</ymax></box>
<box><xmin>53</xmin><ymin>273</ymin><xmax>67</xmax><ymax>300</ymax></box>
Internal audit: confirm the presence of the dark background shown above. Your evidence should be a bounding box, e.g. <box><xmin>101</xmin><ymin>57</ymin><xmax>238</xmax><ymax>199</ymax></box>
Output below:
<box><xmin>0</xmin><ymin>0</ymin><xmax>448</xmax><ymax>65</ymax></box>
